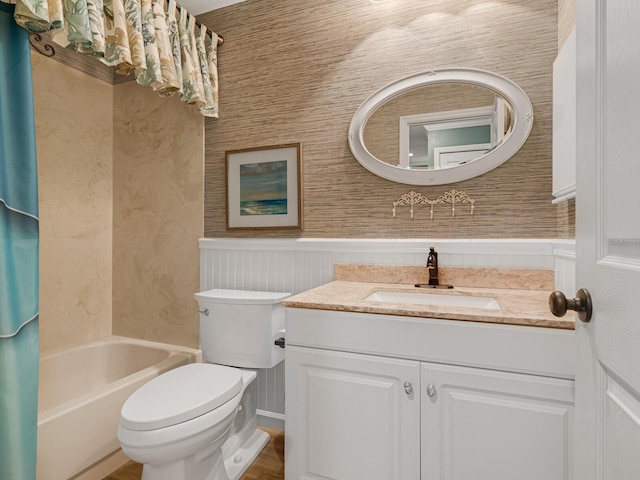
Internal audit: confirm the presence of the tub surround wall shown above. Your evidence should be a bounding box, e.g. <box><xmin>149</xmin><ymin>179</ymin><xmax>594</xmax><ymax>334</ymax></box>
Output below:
<box><xmin>199</xmin><ymin>0</ymin><xmax>559</xmax><ymax>238</ymax></box>
<box><xmin>33</xmin><ymin>53</ymin><xmax>114</xmax><ymax>354</ymax></box>
<box><xmin>112</xmin><ymin>82</ymin><xmax>204</xmax><ymax>350</ymax></box>
<box><xmin>34</xmin><ymin>54</ymin><xmax>204</xmax><ymax>354</ymax></box>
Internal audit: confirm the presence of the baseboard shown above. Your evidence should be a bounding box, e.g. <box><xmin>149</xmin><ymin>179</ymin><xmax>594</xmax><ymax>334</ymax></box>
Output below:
<box><xmin>257</xmin><ymin>409</ymin><xmax>285</xmax><ymax>430</ymax></box>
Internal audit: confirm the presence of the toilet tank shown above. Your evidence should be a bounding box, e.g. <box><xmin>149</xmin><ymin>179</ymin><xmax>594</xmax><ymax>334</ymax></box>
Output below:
<box><xmin>194</xmin><ymin>289</ymin><xmax>291</xmax><ymax>369</ymax></box>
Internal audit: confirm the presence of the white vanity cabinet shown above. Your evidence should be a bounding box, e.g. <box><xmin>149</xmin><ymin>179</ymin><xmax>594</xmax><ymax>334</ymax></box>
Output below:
<box><xmin>285</xmin><ymin>307</ymin><xmax>575</xmax><ymax>480</ymax></box>
<box><xmin>421</xmin><ymin>363</ymin><xmax>573</xmax><ymax>480</ymax></box>
<box><xmin>286</xmin><ymin>346</ymin><xmax>421</xmax><ymax>480</ymax></box>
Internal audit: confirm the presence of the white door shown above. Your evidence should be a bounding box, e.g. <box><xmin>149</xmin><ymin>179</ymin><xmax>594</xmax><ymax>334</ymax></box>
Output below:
<box><xmin>574</xmin><ymin>1</ymin><xmax>640</xmax><ymax>479</ymax></box>
<box><xmin>285</xmin><ymin>346</ymin><xmax>420</xmax><ymax>480</ymax></box>
<box><xmin>421</xmin><ymin>362</ymin><xmax>574</xmax><ymax>480</ymax></box>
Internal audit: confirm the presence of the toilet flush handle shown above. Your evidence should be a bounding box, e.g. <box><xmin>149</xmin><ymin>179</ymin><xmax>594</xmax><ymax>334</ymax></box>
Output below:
<box><xmin>274</xmin><ymin>337</ymin><xmax>285</xmax><ymax>348</ymax></box>
<box><xmin>198</xmin><ymin>308</ymin><xmax>209</xmax><ymax>316</ymax></box>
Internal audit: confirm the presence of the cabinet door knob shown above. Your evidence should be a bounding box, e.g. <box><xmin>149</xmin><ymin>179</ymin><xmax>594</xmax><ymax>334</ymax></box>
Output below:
<box><xmin>403</xmin><ymin>381</ymin><xmax>413</xmax><ymax>395</ymax></box>
<box><xmin>426</xmin><ymin>384</ymin><xmax>437</xmax><ymax>398</ymax></box>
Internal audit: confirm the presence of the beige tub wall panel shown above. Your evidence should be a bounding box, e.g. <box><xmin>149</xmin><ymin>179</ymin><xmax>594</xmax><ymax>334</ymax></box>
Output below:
<box><xmin>32</xmin><ymin>53</ymin><xmax>114</xmax><ymax>354</ymax></box>
<box><xmin>200</xmin><ymin>0</ymin><xmax>558</xmax><ymax>238</ymax></box>
<box><xmin>112</xmin><ymin>82</ymin><xmax>204</xmax><ymax>350</ymax></box>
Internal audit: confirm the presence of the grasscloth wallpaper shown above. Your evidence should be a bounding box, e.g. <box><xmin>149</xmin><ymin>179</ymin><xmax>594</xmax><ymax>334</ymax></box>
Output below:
<box><xmin>557</xmin><ymin>0</ymin><xmax>575</xmax><ymax>237</ymax></box>
<box><xmin>200</xmin><ymin>0</ymin><xmax>560</xmax><ymax>238</ymax></box>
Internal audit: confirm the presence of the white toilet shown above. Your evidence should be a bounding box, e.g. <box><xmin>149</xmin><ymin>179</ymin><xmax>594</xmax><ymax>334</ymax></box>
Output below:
<box><xmin>117</xmin><ymin>289</ymin><xmax>290</xmax><ymax>480</ymax></box>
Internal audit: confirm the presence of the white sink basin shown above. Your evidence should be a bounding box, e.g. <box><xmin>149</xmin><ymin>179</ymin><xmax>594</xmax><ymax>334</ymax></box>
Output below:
<box><xmin>364</xmin><ymin>290</ymin><xmax>501</xmax><ymax>310</ymax></box>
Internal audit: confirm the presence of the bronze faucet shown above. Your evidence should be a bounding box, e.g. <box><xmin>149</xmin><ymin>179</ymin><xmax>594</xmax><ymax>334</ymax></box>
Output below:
<box><xmin>427</xmin><ymin>247</ymin><xmax>439</xmax><ymax>285</ymax></box>
<box><xmin>415</xmin><ymin>247</ymin><xmax>453</xmax><ymax>289</ymax></box>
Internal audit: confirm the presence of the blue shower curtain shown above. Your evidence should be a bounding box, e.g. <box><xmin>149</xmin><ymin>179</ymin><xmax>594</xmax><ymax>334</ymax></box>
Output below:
<box><xmin>0</xmin><ymin>2</ymin><xmax>40</xmax><ymax>479</ymax></box>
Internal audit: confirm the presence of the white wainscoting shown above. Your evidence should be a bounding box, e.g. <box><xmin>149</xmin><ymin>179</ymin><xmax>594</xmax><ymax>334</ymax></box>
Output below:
<box><xmin>552</xmin><ymin>240</ymin><xmax>576</xmax><ymax>295</ymax></box>
<box><xmin>199</xmin><ymin>238</ymin><xmax>575</xmax><ymax>427</ymax></box>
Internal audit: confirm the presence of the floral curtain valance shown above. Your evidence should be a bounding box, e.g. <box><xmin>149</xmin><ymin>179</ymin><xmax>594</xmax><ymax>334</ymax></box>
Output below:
<box><xmin>1</xmin><ymin>0</ymin><xmax>219</xmax><ymax>117</ymax></box>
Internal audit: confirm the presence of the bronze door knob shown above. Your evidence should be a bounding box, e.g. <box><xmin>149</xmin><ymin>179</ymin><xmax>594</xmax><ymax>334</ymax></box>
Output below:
<box><xmin>549</xmin><ymin>289</ymin><xmax>593</xmax><ymax>323</ymax></box>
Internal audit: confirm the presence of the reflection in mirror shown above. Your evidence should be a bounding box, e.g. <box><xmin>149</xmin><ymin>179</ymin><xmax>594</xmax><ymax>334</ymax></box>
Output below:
<box><xmin>348</xmin><ymin>68</ymin><xmax>534</xmax><ymax>185</ymax></box>
<box><xmin>363</xmin><ymin>83</ymin><xmax>514</xmax><ymax>170</ymax></box>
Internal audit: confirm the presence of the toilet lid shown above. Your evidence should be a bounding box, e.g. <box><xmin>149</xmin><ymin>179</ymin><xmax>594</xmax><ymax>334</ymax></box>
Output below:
<box><xmin>120</xmin><ymin>363</ymin><xmax>243</xmax><ymax>431</ymax></box>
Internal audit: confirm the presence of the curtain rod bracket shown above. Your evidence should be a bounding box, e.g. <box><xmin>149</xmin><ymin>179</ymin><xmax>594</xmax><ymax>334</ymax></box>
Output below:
<box><xmin>29</xmin><ymin>33</ymin><xmax>56</xmax><ymax>57</ymax></box>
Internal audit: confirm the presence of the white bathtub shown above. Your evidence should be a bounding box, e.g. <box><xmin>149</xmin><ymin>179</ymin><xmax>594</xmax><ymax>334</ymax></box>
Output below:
<box><xmin>37</xmin><ymin>336</ymin><xmax>202</xmax><ymax>480</ymax></box>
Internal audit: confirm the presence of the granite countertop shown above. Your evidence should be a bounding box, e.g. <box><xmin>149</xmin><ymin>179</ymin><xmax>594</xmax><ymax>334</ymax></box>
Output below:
<box><xmin>283</xmin><ymin>280</ymin><xmax>575</xmax><ymax>330</ymax></box>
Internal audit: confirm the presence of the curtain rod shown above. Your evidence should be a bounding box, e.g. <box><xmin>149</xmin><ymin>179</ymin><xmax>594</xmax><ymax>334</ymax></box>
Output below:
<box><xmin>195</xmin><ymin>17</ymin><xmax>224</xmax><ymax>46</ymax></box>
<box><xmin>170</xmin><ymin>0</ymin><xmax>223</xmax><ymax>46</ymax></box>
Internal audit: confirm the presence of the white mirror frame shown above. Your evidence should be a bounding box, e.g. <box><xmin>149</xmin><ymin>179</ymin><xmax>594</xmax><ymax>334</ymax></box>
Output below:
<box><xmin>348</xmin><ymin>68</ymin><xmax>534</xmax><ymax>185</ymax></box>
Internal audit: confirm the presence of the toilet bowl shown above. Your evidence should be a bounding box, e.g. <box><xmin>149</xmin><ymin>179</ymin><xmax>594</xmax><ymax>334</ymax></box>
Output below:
<box><xmin>117</xmin><ymin>289</ymin><xmax>290</xmax><ymax>480</ymax></box>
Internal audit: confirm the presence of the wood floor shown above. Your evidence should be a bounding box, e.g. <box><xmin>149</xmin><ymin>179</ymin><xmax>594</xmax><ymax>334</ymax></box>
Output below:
<box><xmin>103</xmin><ymin>427</ymin><xmax>284</xmax><ymax>480</ymax></box>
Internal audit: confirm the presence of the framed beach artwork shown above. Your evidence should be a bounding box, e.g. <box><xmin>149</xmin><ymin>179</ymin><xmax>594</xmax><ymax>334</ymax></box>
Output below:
<box><xmin>225</xmin><ymin>143</ymin><xmax>303</xmax><ymax>230</ymax></box>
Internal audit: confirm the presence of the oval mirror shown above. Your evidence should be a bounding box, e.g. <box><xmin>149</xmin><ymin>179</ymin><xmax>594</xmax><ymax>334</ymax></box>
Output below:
<box><xmin>348</xmin><ymin>68</ymin><xmax>534</xmax><ymax>185</ymax></box>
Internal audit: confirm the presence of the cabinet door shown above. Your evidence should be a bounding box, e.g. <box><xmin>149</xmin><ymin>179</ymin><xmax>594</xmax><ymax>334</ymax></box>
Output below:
<box><xmin>421</xmin><ymin>363</ymin><xmax>574</xmax><ymax>480</ymax></box>
<box><xmin>285</xmin><ymin>346</ymin><xmax>420</xmax><ymax>480</ymax></box>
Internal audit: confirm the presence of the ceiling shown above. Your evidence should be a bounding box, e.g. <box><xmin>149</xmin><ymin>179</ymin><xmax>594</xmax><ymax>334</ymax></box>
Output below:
<box><xmin>182</xmin><ymin>0</ymin><xmax>247</xmax><ymax>16</ymax></box>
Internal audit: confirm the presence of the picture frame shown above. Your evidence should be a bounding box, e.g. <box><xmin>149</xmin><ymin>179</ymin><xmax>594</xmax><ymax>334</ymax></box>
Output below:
<box><xmin>225</xmin><ymin>143</ymin><xmax>303</xmax><ymax>230</ymax></box>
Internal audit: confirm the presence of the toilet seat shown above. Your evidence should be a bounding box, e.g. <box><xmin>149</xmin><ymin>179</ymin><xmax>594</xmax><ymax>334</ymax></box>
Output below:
<box><xmin>118</xmin><ymin>287</ymin><xmax>289</xmax><ymax>480</ymax></box>
<box><xmin>120</xmin><ymin>363</ymin><xmax>243</xmax><ymax>431</ymax></box>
